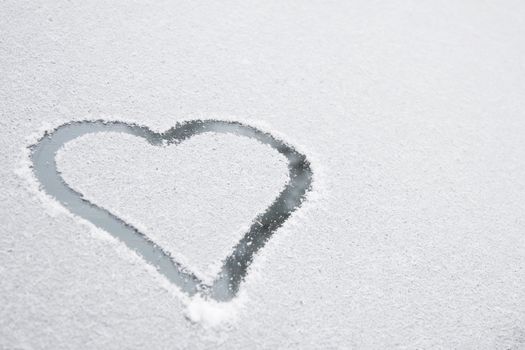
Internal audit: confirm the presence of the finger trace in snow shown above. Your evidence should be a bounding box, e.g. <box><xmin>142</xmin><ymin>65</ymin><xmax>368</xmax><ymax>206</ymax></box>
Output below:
<box><xmin>31</xmin><ymin>120</ymin><xmax>313</xmax><ymax>301</ymax></box>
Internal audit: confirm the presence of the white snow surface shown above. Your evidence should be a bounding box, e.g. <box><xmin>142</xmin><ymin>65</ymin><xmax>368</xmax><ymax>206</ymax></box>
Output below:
<box><xmin>56</xmin><ymin>131</ymin><xmax>289</xmax><ymax>282</ymax></box>
<box><xmin>2</xmin><ymin>1</ymin><xmax>525</xmax><ymax>349</ymax></box>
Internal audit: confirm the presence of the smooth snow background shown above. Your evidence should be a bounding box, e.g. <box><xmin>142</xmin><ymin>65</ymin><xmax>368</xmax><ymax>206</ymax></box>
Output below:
<box><xmin>1</xmin><ymin>0</ymin><xmax>525</xmax><ymax>348</ymax></box>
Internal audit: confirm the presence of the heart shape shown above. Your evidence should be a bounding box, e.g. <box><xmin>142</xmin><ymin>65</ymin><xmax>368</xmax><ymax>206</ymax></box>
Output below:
<box><xmin>30</xmin><ymin>120</ymin><xmax>312</xmax><ymax>301</ymax></box>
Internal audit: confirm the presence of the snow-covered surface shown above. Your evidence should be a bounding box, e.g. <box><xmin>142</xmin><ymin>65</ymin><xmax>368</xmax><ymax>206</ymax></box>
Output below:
<box><xmin>2</xmin><ymin>1</ymin><xmax>525</xmax><ymax>348</ymax></box>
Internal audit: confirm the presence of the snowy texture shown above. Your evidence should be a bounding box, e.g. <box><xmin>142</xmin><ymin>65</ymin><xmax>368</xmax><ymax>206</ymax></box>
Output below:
<box><xmin>185</xmin><ymin>295</ymin><xmax>244</xmax><ymax>328</ymax></box>
<box><xmin>2</xmin><ymin>0</ymin><xmax>525</xmax><ymax>348</ymax></box>
<box><xmin>56</xmin><ymin>131</ymin><xmax>289</xmax><ymax>282</ymax></box>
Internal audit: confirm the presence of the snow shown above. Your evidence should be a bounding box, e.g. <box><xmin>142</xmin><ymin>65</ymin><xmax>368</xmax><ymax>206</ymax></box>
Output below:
<box><xmin>2</xmin><ymin>0</ymin><xmax>525</xmax><ymax>348</ymax></box>
<box><xmin>185</xmin><ymin>294</ymin><xmax>244</xmax><ymax>328</ymax></box>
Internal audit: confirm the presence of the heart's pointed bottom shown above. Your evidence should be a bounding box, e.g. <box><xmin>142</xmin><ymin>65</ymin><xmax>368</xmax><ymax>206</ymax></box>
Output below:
<box><xmin>31</xmin><ymin>119</ymin><xmax>312</xmax><ymax>302</ymax></box>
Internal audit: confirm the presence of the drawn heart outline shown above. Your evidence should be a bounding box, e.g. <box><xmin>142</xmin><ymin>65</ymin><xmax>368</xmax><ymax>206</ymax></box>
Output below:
<box><xmin>31</xmin><ymin>120</ymin><xmax>312</xmax><ymax>301</ymax></box>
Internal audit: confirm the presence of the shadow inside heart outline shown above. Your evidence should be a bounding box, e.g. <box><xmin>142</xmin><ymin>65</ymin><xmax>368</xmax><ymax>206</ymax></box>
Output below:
<box><xmin>30</xmin><ymin>119</ymin><xmax>312</xmax><ymax>301</ymax></box>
